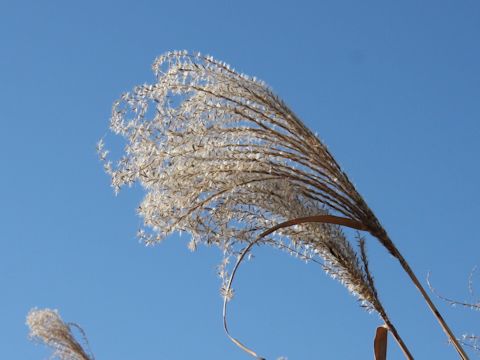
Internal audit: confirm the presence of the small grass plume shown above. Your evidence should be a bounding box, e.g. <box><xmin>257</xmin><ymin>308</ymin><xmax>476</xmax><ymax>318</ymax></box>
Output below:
<box><xmin>26</xmin><ymin>308</ymin><xmax>94</xmax><ymax>360</ymax></box>
<box><xmin>100</xmin><ymin>50</ymin><xmax>463</xmax><ymax>358</ymax></box>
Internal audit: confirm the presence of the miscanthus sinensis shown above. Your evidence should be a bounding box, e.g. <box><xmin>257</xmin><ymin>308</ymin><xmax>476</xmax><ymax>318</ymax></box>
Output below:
<box><xmin>102</xmin><ymin>50</ymin><xmax>474</xmax><ymax>358</ymax></box>
<box><xmin>100</xmin><ymin>51</ymin><xmax>382</xmax><ymax>309</ymax></box>
<box><xmin>26</xmin><ymin>309</ymin><xmax>93</xmax><ymax>360</ymax></box>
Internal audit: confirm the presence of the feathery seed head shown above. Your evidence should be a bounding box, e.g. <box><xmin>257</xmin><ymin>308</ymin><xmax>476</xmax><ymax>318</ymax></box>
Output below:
<box><xmin>26</xmin><ymin>308</ymin><xmax>93</xmax><ymax>360</ymax></box>
<box><xmin>101</xmin><ymin>51</ymin><xmax>384</xmax><ymax>311</ymax></box>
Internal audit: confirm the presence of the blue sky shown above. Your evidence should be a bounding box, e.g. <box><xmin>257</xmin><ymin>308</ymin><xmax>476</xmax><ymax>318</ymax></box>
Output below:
<box><xmin>1</xmin><ymin>0</ymin><xmax>479</xmax><ymax>359</ymax></box>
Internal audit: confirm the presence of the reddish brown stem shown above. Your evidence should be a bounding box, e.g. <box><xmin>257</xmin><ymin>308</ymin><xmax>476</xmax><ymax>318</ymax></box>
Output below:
<box><xmin>383</xmin><ymin>239</ymin><xmax>469</xmax><ymax>360</ymax></box>
<box><xmin>263</xmin><ymin>215</ymin><xmax>468</xmax><ymax>358</ymax></box>
<box><xmin>374</xmin><ymin>326</ymin><xmax>388</xmax><ymax>360</ymax></box>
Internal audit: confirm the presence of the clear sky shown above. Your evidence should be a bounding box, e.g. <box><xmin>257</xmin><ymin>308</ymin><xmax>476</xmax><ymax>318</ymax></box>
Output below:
<box><xmin>1</xmin><ymin>1</ymin><xmax>479</xmax><ymax>359</ymax></box>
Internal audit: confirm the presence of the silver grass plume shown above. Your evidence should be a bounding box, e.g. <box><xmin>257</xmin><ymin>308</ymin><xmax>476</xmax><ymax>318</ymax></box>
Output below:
<box><xmin>100</xmin><ymin>51</ymin><xmax>459</xmax><ymax>358</ymax></box>
<box><xmin>101</xmin><ymin>51</ymin><xmax>410</xmax><ymax>358</ymax></box>
<box><xmin>101</xmin><ymin>52</ymin><xmax>385</xmax><ymax>306</ymax></box>
<box><xmin>26</xmin><ymin>308</ymin><xmax>94</xmax><ymax>360</ymax></box>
